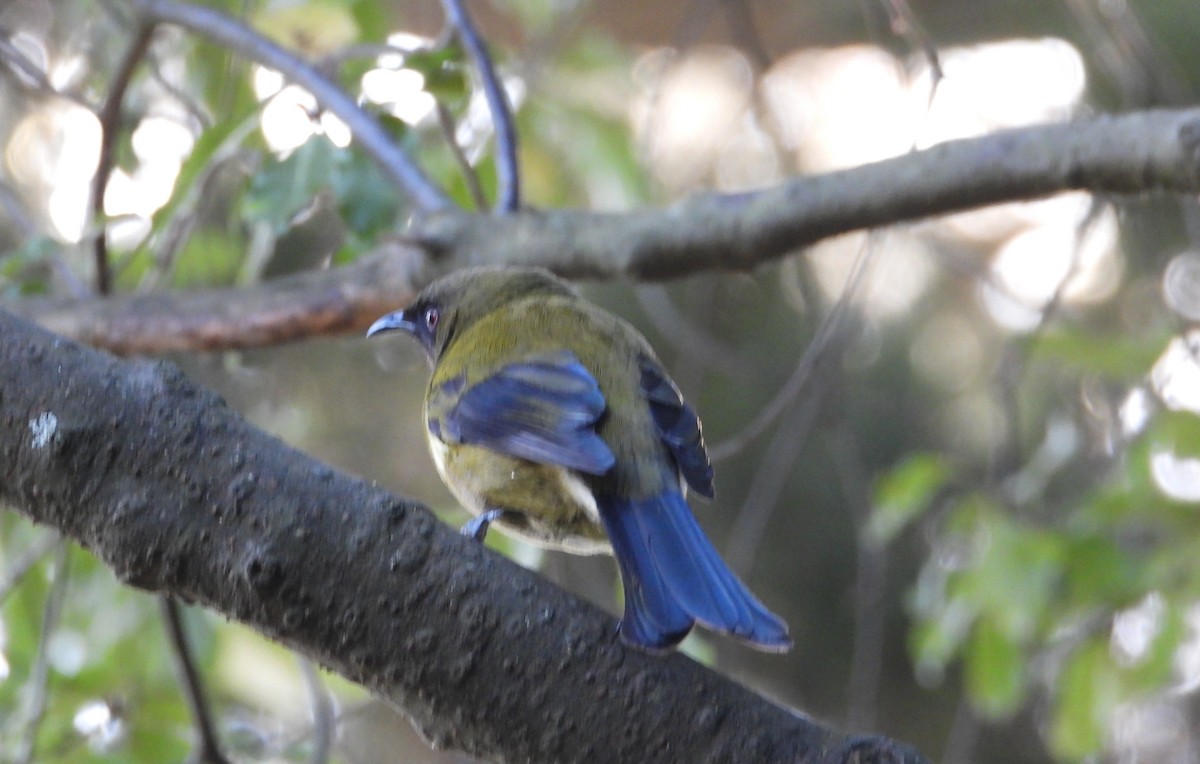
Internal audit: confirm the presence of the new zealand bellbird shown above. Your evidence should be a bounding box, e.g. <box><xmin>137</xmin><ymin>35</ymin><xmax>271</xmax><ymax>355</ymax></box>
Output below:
<box><xmin>367</xmin><ymin>266</ymin><xmax>790</xmax><ymax>652</ymax></box>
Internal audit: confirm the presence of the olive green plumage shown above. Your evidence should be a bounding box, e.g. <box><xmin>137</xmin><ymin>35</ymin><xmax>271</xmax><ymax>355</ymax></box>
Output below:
<box><xmin>420</xmin><ymin>268</ymin><xmax>673</xmax><ymax>551</ymax></box>
<box><xmin>367</xmin><ymin>266</ymin><xmax>791</xmax><ymax>651</ymax></box>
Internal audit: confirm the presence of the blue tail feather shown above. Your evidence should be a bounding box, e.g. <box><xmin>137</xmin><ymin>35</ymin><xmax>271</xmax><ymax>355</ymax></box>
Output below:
<box><xmin>597</xmin><ymin>491</ymin><xmax>791</xmax><ymax>652</ymax></box>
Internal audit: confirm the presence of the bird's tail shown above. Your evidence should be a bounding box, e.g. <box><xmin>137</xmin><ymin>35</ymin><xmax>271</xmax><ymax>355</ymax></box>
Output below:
<box><xmin>597</xmin><ymin>491</ymin><xmax>792</xmax><ymax>652</ymax></box>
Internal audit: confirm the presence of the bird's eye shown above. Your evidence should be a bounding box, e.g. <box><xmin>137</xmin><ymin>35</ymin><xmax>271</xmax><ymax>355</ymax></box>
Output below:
<box><xmin>423</xmin><ymin>307</ymin><xmax>439</xmax><ymax>329</ymax></box>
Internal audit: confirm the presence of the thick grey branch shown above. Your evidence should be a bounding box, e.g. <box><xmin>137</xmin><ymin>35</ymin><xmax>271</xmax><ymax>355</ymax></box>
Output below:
<box><xmin>9</xmin><ymin>107</ymin><xmax>1200</xmax><ymax>354</ymax></box>
<box><xmin>414</xmin><ymin>107</ymin><xmax>1200</xmax><ymax>278</ymax></box>
<box><xmin>0</xmin><ymin>310</ymin><xmax>927</xmax><ymax>764</ymax></box>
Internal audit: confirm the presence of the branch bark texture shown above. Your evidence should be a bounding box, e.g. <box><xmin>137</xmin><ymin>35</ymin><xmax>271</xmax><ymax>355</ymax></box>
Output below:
<box><xmin>0</xmin><ymin>310</ymin><xmax>928</xmax><ymax>764</ymax></box>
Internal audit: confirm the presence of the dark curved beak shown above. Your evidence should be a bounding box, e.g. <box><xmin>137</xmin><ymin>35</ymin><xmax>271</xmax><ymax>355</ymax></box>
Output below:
<box><xmin>366</xmin><ymin>310</ymin><xmax>416</xmax><ymax>338</ymax></box>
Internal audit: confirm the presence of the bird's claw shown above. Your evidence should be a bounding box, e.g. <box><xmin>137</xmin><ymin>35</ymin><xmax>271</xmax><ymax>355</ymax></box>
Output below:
<box><xmin>461</xmin><ymin>508</ymin><xmax>507</xmax><ymax>542</ymax></box>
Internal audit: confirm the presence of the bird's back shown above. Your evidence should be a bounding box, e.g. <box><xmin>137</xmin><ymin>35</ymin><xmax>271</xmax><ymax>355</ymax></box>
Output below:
<box><xmin>433</xmin><ymin>294</ymin><xmax>671</xmax><ymax>498</ymax></box>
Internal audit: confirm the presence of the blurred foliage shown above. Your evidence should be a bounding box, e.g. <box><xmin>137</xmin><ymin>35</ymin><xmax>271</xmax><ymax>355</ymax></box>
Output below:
<box><xmin>4</xmin><ymin>0</ymin><xmax>1200</xmax><ymax>763</ymax></box>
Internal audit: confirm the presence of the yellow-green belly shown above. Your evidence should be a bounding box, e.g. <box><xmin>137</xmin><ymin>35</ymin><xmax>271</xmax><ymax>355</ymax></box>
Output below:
<box><xmin>429</xmin><ymin>437</ymin><xmax>611</xmax><ymax>555</ymax></box>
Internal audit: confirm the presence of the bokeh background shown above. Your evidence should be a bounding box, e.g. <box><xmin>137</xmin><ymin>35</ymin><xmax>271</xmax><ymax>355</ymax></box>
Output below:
<box><xmin>4</xmin><ymin>0</ymin><xmax>1200</xmax><ymax>762</ymax></box>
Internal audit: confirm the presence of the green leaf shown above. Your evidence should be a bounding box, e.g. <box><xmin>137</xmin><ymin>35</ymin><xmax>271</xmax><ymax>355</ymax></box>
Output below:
<box><xmin>349</xmin><ymin>0</ymin><xmax>390</xmax><ymax>42</ymax></box>
<box><xmin>1051</xmin><ymin>639</ymin><xmax>1119</xmax><ymax>760</ymax></box>
<box><xmin>404</xmin><ymin>46</ymin><xmax>469</xmax><ymax>106</ymax></box>
<box><xmin>1028</xmin><ymin>328</ymin><xmax>1166</xmax><ymax>379</ymax></box>
<box><xmin>0</xmin><ymin>235</ymin><xmax>58</xmax><ymax>296</ymax></box>
<box><xmin>242</xmin><ymin>137</ymin><xmax>339</xmax><ymax>235</ymax></box>
<box><xmin>867</xmin><ymin>453</ymin><xmax>950</xmax><ymax>544</ymax></box>
<box><xmin>251</xmin><ymin>2</ymin><xmax>360</xmax><ymax>57</ymax></box>
<box><xmin>965</xmin><ymin>615</ymin><xmax>1026</xmax><ymax>717</ymax></box>
<box><xmin>171</xmin><ymin>229</ymin><xmax>243</xmax><ymax>287</ymax></box>
<box><xmin>1062</xmin><ymin>534</ymin><xmax>1144</xmax><ymax>607</ymax></box>
<box><xmin>951</xmin><ymin>503</ymin><xmax>1063</xmax><ymax>641</ymax></box>
<box><xmin>910</xmin><ymin>594</ymin><xmax>976</xmax><ymax>675</ymax></box>
<box><xmin>329</xmin><ymin>147</ymin><xmax>403</xmax><ymax>238</ymax></box>
<box><xmin>1151</xmin><ymin>409</ymin><xmax>1200</xmax><ymax>458</ymax></box>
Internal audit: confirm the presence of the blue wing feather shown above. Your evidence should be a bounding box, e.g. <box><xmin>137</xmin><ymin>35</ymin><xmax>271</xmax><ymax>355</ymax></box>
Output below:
<box><xmin>432</xmin><ymin>351</ymin><xmax>616</xmax><ymax>475</ymax></box>
<box><xmin>638</xmin><ymin>356</ymin><xmax>715</xmax><ymax>498</ymax></box>
<box><xmin>597</xmin><ymin>490</ymin><xmax>791</xmax><ymax>651</ymax></box>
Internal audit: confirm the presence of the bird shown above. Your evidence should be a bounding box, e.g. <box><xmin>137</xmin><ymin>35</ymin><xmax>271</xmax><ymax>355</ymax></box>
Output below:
<box><xmin>367</xmin><ymin>266</ymin><xmax>790</xmax><ymax>652</ymax></box>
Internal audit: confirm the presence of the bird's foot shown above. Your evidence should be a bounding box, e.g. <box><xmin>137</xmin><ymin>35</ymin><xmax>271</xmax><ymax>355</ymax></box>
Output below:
<box><xmin>460</xmin><ymin>508</ymin><xmax>508</xmax><ymax>542</ymax></box>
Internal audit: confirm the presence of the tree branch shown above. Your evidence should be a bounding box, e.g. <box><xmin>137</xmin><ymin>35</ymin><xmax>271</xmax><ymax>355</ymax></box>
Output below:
<box><xmin>413</xmin><ymin>106</ymin><xmax>1200</xmax><ymax>278</ymax></box>
<box><xmin>440</xmin><ymin>0</ymin><xmax>522</xmax><ymax>212</ymax></box>
<box><xmin>160</xmin><ymin>597</ymin><xmax>232</xmax><ymax>764</ymax></box>
<box><xmin>0</xmin><ymin>310</ymin><xmax>928</xmax><ymax>764</ymax></box>
<box><xmin>8</xmin><ymin>107</ymin><xmax>1200</xmax><ymax>354</ymax></box>
<box><xmin>6</xmin><ymin>241</ymin><xmax>428</xmax><ymax>355</ymax></box>
<box><xmin>91</xmin><ymin>22</ymin><xmax>157</xmax><ymax>296</ymax></box>
<box><xmin>130</xmin><ymin>0</ymin><xmax>452</xmax><ymax>213</ymax></box>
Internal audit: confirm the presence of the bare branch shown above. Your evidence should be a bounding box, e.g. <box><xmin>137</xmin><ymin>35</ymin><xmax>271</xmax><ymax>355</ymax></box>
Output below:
<box><xmin>435</xmin><ymin>101</ymin><xmax>489</xmax><ymax>211</ymax></box>
<box><xmin>92</xmin><ymin>22</ymin><xmax>157</xmax><ymax>296</ymax></box>
<box><xmin>12</xmin><ymin>542</ymin><xmax>69</xmax><ymax>764</ymax></box>
<box><xmin>8</xmin><ymin>241</ymin><xmax>428</xmax><ymax>356</ymax></box>
<box><xmin>298</xmin><ymin>658</ymin><xmax>334</xmax><ymax>764</ymax></box>
<box><xmin>161</xmin><ymin>597</ymin><xmax>232</xmax><ymax>764</ymax></box>
<box><xmin>0</xmin><ymin>532</ymin><xmax>59</xmax><ymax>605</ymax></box>
<box><xmin>414</xmin><ymin>107</ymin><xmax>1200</xmax><ymax>279</ymax></box>
<box><xmin>8</xmin><ymin>107</ymin><xmax>1200</xmax><ymax>354</ymax></box>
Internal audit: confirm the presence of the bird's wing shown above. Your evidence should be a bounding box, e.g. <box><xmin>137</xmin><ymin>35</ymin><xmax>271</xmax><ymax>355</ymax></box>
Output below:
<box><xmin>428</xmin><ymin>350</ymin><xmax>616</xmax><ymax>475</ymax></box>
<box><xmin>637</xmin><ymin>355</ymin><xmax>715</xmax><ymax>499</ymax></box>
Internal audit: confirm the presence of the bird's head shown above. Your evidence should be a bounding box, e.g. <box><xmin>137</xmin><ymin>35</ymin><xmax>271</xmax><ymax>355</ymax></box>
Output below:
<box><xmin>366</xmin><ymin>266</ymin><xmax>576</xmax><ymax>361</ymax></box>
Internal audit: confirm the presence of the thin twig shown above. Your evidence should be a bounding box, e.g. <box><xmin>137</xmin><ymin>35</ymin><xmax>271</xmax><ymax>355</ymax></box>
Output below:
<box><xmin>13</xmin><ymin>541</ymin><xmax>70</xmax><ymax>764</ymax></box>
<box><xmin>160</xmin><ymin>597</ymin><xmax>232</xmax><ymax>764</ymax></box>
<box><xmin>440</xmin><ymin>0</ymin><xmax>521</xmax><ymax>213</ymax></box>
<box><xmin>297</xmin><ymin>657</ymin><xmax>335</xmax><ymax>764</ymax></box>
<box><xmin>435</xmin><ymin>102</ymin><xmax>489</xmax><ymax>210</ymax></box>
<box><xmin>144</xmin><ymin>48</ymin><xmax>213</xmax><ymax>130</ymax></box>
<box><xmin>719</xmin><ymin>0</ymin><xmax>773</xmax><ymax>70</ymax></box>
<box><xmin>320</xmin><ymin>40</ymin><xmax>440</xmax><ymax>71</ymax></box>
<box><xmin>831</xmin><ymin>427</ymin><xmax>888</xmax><ymax>731</ymax></box>
<box><xmin>723</xmin><ymin>235</ymin><xmax>875</xmax><ymax>573</ymax></box>
<box><xmin>0</xmin><ymin>182</ymin><xmax>39</xmax><ymax>240</ymax></box>
<box><xmin>878</xmin><ymin>0</ymin><xmax>942</xmax><ymax>99</ymax></box>
<box><xmin>723</xmin><ymin>368</ymin><xmax>826</xmax><ymax>576</ymax></box>
<box><xmin>0</xmin><ymin>532</ymin><xmax>61</xmax><ymax>606</ymax></box>
<box><xmin>634</xmin><ymin>283</ymin><xmax>756</xmax><ymax>381</ymax></box>
<box><xmin>941</xmin><ymin>695</ymin><xmax>981</xmax><ymax>764</ymax></box>
<box><xmin>0</xmin><ymin>34</ymin><xmax>94</xmax><ymax>111</ymax></box>
<box><xmin>710</xmin><ymin>236</ymin><xmax>874</xmax><ymax>462</ymax></box>
<box><xmin>0</xmin><ymin>34</ymin><xmax>54</xmax><ymax>91</ymax></box>
<box><xmin>92</xmin><ymin>22</ymin><xmax>157</xmax><ymax>296</ymax></box>
<box><xmin>986</xmin><ymin>199</ymin><xmax>1109</xmax><ymax>492</ymax></box>
<box><xmin>134</xmin><ymin>0</ymin><xmax>452</xmax><ymax>212</ymax></box>
<box><xmin>95</xmin><ymin>0</ymin><xmax>209</xmax><ymax>129</ymax></box>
